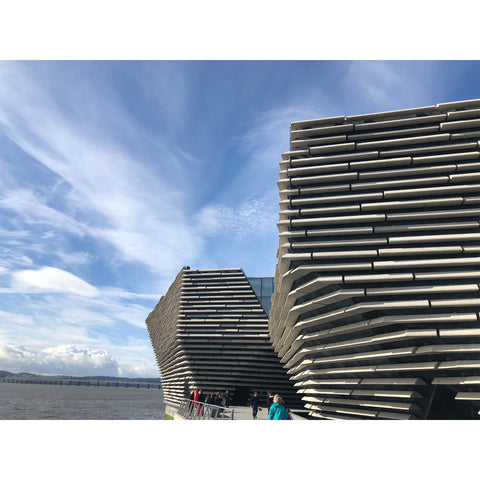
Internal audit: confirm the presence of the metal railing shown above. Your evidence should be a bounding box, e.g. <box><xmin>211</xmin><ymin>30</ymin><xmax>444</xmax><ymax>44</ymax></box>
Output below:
<box><xmin>177</xmin><ymin>398</ymin><xmax>235</xmax><ymax>420</ymax></box>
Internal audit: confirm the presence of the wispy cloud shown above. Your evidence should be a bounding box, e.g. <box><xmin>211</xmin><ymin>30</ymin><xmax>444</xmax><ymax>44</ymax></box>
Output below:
<box><xmin>8</xmin><ymin>266</ymin><xmax>99</xmax><ymax>297</ymax></box>
<box><xmin>342</xmin><ymin>61</ymin><xmax>437</xmax><ymax>113</ymax></box>
<box><xmin>0</xmin><ymin>62</ymin><xmax>205</xmax><ymax>283</ymax></box>
<box><xmin>0</xmin><ymin>187</ymin><xmax>87</xmax><ymax>236</ymax></box>
<box><xmin>238</xmin><ymin>104</ymin><xmax>320</xmax><ymax>177</ymax></box>
<box><xmin>0</xmin><ymin>310</ymin><xmax>34</xmax><ymax>326</ymax></box>
<box><xmin>196</xmin><ymin>192</ymin><xmax>278</xmax><ymax>240</ymax></box>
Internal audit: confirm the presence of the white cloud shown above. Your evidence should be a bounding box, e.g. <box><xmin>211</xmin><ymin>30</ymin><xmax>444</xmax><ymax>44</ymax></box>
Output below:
<box><xmin>0</xmin><ymin>341</ymin><xmax>158</xmax><ymax>377</ymax></box>
<box><xmin>117</xmin><ymin>363</ymin><xmax>156</xmax><ymax>378</ymax></box>
<box><xmin>0</xmin><ymin>342</ymin><xmax>120</xmax><ymax>376</ymax></box>
<box><xmin>0</xmin><ymin>343</ymin><xmax>36</xmax><ymax>364</ymax></box>
<box><xmin>10</xmin><ymin>266</ymin><xmax>99</xmax><ymax>297</ymax></box>
<box><xmin>41</xmin><ymin>345</ymin><xmax>119</xmax><ymax>374</ymax></box>
<box><xmin>102</xmin><ymin>288</ymin><xmax>160</xmax><ymax>301</ymax></box>
<box><xmin>55</xmin><ymin>250</ymin><xmax>96</xmax><ymax>266</ymax></box>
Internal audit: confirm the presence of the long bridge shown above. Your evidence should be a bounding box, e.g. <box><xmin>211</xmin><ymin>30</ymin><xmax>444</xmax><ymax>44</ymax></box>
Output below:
<box><xmin>0</xmin><ymin>377</ymin><xmax>161</xmax><ymax>389</ymax></box>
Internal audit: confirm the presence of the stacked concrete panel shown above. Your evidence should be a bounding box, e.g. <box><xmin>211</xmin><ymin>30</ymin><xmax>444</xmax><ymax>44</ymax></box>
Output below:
<box><xmin>270</xmin><ymin>99</ymin><xmax>480</xmax><ymax>419</ymax></box>
<box><xmin>146</xmin><ymin>267</ymin><xmax>301</xmax><ymax>407</ymax></box>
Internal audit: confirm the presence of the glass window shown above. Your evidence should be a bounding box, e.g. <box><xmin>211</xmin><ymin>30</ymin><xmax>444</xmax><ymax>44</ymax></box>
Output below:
<box><xmin>247</xmin><ymin>278</ymin><xmax>262</xmax><ymax>298</ymax></box>
<box><xmin>247</xmin><ymin>277</ymin><xmax>274</xmax><ymax>316</ymax></box>
<box><xmin>262</xmin><ymin>298</ymin><xmax>272</xmax><ymax>316</ymax></box>
<box><xmin>261</xmin><ymin>277</ymin><xmax>274</xmax><ymax>297</ymax></box>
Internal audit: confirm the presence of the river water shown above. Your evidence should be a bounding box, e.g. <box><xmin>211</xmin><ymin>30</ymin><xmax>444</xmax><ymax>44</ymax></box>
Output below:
<box><xmin>0</xmin><ymin>382</ymin><xmax>165</xmax><ymax>419</ymax></box>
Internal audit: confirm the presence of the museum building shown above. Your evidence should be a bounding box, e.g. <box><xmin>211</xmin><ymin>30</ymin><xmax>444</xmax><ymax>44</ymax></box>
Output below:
<box><xmin>146</xmin><ymin>267</ymin><xmax>301</xmax><ymax>407</ymax></box>
<box><xmin>269</xmin><ymin>99</ymin><xmax>480</xmax><ymax>419</ymax></box>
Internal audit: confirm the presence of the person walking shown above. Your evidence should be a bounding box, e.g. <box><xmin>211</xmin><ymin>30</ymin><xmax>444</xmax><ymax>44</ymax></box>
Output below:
<box><xmin>223</xmin><ymin>390</ymin><xmax>230</xmax><ymax>408</ymax></box>
<box><xmin>268</xmin><ymin>394</ymin><xmax>289</xmax><ymax>420</ymax></box>
<box><xmin>267</xmin><ymin>392</ymin><xmax>274</xmax><ymax>414</ymax></box>
<box><xmin>250</xmin><ymin>391</ymin><xmax>260</xmax><ymax>419</ymax></box>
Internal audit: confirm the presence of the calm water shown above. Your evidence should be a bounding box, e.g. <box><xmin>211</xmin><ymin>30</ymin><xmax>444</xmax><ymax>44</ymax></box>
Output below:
<box><xmin>0</xmin><ymin>382</ymin><xmax>165</xmax><ymax>420</ymax></box>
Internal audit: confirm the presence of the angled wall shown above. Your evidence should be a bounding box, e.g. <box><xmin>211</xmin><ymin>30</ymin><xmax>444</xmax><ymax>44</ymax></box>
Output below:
<box><xmin>146</xmin><ymin>267</ymin><xmax>301</xmax><ymax>407</ymax></box>
<box><xmin>270</xmin><ymin>99</ymin><xmax>480</xmax><ymax>419</ymax></box>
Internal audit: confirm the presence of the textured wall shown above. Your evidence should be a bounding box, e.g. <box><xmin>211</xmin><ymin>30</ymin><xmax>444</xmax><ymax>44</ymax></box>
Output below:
<box><xmin>146</xmin><ymin>269</ymin><xmax>187</xmax><ymax>404</ymax></box>
<box><xmin>146</xmin><ymin>267</ymin><xmax>301</xmax><ymax>407</ymax></box>
<box><xmin>270</xmin><ymin>99</ymin><xmax>480</xmax><ymax>419</ymax></box>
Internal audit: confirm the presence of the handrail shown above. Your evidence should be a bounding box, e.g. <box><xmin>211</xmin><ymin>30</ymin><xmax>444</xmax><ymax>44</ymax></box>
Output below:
<box><xmin>177</xmin><ymin>398</ymin><xmax>235</xmax><ymax>420</ymax></box>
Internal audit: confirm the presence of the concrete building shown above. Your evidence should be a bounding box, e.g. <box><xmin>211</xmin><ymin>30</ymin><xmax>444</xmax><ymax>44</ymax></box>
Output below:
<box><xmin>270</xmin><ymin>99</ymin><xmax>480</xmax><ymax>419</ymax></box>
<box><xmin>146</xmin><ymin>267</ymin><xmax>301</xmax><ymax>409</ymax></box>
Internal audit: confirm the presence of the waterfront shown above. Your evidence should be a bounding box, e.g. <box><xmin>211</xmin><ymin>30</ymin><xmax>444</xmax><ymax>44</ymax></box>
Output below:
<box><xmin>0</xmin><ymin>382</ymin><xmax>165</xmax><ymax>420</ymax></box>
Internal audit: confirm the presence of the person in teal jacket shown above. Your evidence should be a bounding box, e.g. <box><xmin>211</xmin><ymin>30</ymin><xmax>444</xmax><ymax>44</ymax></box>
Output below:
<box><xmin>268</xmin><ymin>394</ymin><xmax>290</xmax><ymax>420</ymax></box>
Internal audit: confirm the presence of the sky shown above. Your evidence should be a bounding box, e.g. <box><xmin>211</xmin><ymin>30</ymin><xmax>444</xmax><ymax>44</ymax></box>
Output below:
<box><xmin>1</xmin><ymin>59</ymin><xmax>480</xmax><ymax>377</ymax></box>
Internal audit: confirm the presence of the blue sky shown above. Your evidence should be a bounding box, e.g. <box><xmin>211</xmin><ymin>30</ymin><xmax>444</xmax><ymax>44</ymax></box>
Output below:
<box><xmin>0</xmin><ymin>60</ymin><xmax>479</xmax><ymax>377</ymax></box>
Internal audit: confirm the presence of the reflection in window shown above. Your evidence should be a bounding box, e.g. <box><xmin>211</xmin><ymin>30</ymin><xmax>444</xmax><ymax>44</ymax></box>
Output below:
<box><xmin>247</xmin><ymin>276</ymin><xmax>274</xmax><ymax>316</ymax></box>
<box><xmin>261</xmin><ymin>277</ymin><xmax>274</xmax><ymax>297</ymax></box>
<box><xmin>248</xmin><ymin>278</ymin><xmax>262</xmax><ymax>298</ymax></box>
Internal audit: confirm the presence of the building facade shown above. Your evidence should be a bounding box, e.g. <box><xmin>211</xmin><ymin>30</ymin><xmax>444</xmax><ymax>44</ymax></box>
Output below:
<box><xmin>146</xmin><ymin>267</ymin><xmax>301</xmax><ymax>407</ymax></box>
<box><xmin>270</xmin><ymin>99</ymin><xmax>480</xmax><ymax>419</ymax></box>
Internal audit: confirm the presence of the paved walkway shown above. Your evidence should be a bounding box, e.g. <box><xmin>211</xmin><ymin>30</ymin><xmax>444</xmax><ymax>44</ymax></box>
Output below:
<box><xmin>230</xmin><ymin>405</ymin><xmax>268</xmax><ymax>420</ymax></box>
<box><xmin>230</xmin><ymin>405</ymin><xmax>306</xmax><ymax>420</ymax></box>
<box><xmin>167</xmin><ymin>401</ymin><xmax>307</xmax><ymax>420</ymax></box>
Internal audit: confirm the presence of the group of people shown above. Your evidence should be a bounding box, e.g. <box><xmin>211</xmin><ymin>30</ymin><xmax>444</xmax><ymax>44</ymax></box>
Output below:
<box><xmin>250</xmin><ymin>391</ymin><xmax>291</xmax><ymax>420</ymax></box>
<box><xmin>188</xmin><ymin>388</ymin><xmax>291</xmax><ymax>420</ymax></box>
<box><xmin>189</xmin><ymin>389</ymin><xmax>230</xmax><ymax>407</ymax></box>
<box><xmin>189</xmin><ymin>389</ymin><xmax>230</xmax><ymax>417</ymax></box>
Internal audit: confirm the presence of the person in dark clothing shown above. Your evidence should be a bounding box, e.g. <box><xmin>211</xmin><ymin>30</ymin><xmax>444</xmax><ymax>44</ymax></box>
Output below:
<box><xmin>205</xmin><ymin>393</ymin><xmax>214</xmax><ymax>417</ymax></box>
<box><xmin>197</xmin><ymin>389</ymin><xmax>205</xmax><ymax>416</ymax></box>
<box><xmin>211</xmin><ymin>392</ymin><xmax>223</xmax><ymax>418</ymax></box>
<box><xmin>267</xmin><ymin>392</ymin><xmax>274</xmax><ymax>414</ymax></box>
<box><xmin>223</xmin><ymin>390</ymin><xmax>230</xmax><ymax>407</ymax></box>
<box><xmin>250</xmin><ymin>391</ymin><xmax>260</xmax><ymax>419</ymax></box>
